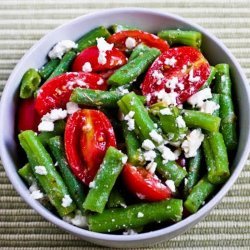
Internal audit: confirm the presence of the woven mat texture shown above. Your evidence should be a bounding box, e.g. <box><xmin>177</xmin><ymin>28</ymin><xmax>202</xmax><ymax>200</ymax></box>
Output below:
<box><xmin>0</xmin><ymin>0</ymin><xmax>250</xmax><ymax>249</ymax></box>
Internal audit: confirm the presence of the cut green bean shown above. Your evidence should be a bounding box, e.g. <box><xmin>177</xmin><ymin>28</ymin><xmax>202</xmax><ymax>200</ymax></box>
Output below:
<box><xmin>155</xmin><ymin>155</ymin><xmax>187</xmax><ymax>187</ymax></box>
<box><xmin>108</xmin><ymin>48</ymin><xmax>160</xmax><ymax>87</ymax></box>
<box><xmin>202</xmin><ymin>132</ymin><xmax>230</xmax><ymax>184</ymax></box>
<box><xmin>18</xmin><ymin>130</ymin><xmax>76</xmax><ymax>217</ymax></box>
<box><xmin>219</xmin><ymin>94</ymin><xmax>237</xmax><ymax>151</ymax></box>
<box><xmin>129</xmin><ymin>43</ymin><xmax>151</xmax><ymax>61</ymax></box>
<box><xmin>76</xmin><ymin>26</ymin><xmax>111</xmax><ymax>52</ymax></box>
<box><xmin>184</xmin><ymin>175</ymin><xmax>216</xmax><ymax>213</ymax></box>
<box><xmin>19</xmin><ymin>68</ymin><xmax>41</xmax><ymax>99</ymax></box>
<box><xmin>88</xmin><ymin>199</ymin><xmax>183</xmax><ymax>233</ymax></box>
<box><xmin>39</xmin><ymin>59</ymin><xmax>60</xmax><ymax>81</ymax></box>
<box><xmin>200</xmin><ymin>66</ymin><xmax>217</xmax><ymax>90</ymax></box>
<box><xmin>214</xmin><ymin>64</ymin><xmax>232</xmax><ymax>96</ymax></box>
<box><xmin>183</xmin><ymin>109</ymin><xmax>221</xmax><ymax>132</ymax></box>
<box><xmin>184</xmin><ymin>148</ymin><xmax>202</xmax><ymax>197</ymax></box>
<box><xmin>47</xmin><ymin>51</ymin><xmax>76</xmax><ymax>80</ymax></box>
<box><xmin>49</xmin><ymin>136</ymin><xmax>87</xmax><ymax>213</ymax></box>
<box><xmin>157</xmin><ymin>29</ymin><xmax>202</xmax><ymax>48</ymax></box>
<box><xmin>122</xmin><ymin>121</ymin><xmax>145</xmax><ymax>166</ymax></box>
<box><xmin>83</xmin><ymin>147</ymin><xmax>126</xmax><ymax>213</ymax></box>
<box><xmin>107</xmin><ymin>187</ymin><xmax>126</xmax><ymax>208</ymax></box>
<box><xmin>110</xmin><ymin>24</ymin><xmax>138</xmax><ymax>33</ymax></box>
<box><xmin>211</xmin><ymin>93</ymin><xmax>220</xmax><ymax>117</ymax></box>
<box><xmin>18</xmin><ymin>163</ymin><xmax>36</xmax><ymax>186</ymax></box>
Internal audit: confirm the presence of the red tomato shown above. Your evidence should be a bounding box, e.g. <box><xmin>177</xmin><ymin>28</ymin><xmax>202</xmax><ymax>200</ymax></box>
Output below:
<box><xmin>107</xmin><ymin>30</ymin><xmax>169</xmax><ymax>52</ymax></box>
<box><xmin>18</xmin><ymin>98</ymin><xmax>40</xmax><ymax>132</ymax></box>
<box><xmin>71</xmin><ymin>46</ymin><xmax>127</xmax><ymax>72</ymax></box>
<box><xmin>64</xmin><ymin>109</ymin><xmax>116</xmax><ymax>185</ymax></box>
<box><xmin>35</xmin><ymin>72</ymin><xmax>107</xmax><ymax>116</ymax></box>
<box><xmin>122</xmin><ymin>164</ymin><xmax>172</xmax><ymax>201</ymax></box>
<box><xmin>141</xmin><ymin>46</ymin><xmax>211</xmax><ymax>104</ymax></box>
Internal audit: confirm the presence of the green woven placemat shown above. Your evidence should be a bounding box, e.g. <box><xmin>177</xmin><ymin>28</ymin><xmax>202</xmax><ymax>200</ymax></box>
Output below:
<box><xmin>0</xmin><ymin>0</ymin><xmax>250</xmax><ymax>249</ymax></box>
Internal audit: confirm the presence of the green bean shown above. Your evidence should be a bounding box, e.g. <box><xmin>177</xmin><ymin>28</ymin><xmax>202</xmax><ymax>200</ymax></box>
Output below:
<box><xmin>108</xmin><ymin>48</ymin><xmax>160</xmax><ymax>87</ymax></box>
<box><xmin>39</xmin><ymin>59</ymin><xmax>60</xmax><ymax>81</ymax></box>
<box><xmin>214</xmin><ymin>64</ymin><xmax>232</xmax><ymax>96</ymax></box>
<box><xmin>157</xmin><ymin>29</ymin><xmax>202</xmax><ymax>48</ymax></box>
<box><xmin>155</xmin><ymin>155</ymin><xmax>187</xmax><ymax>187</ymax></box>
<box><xmin>219</xmin><ymin>94</ymin><xmax>237</xmax><ymax>151</ymax></box>
<box><xmin>18</xmin><ymin>163</ymin><xmax>36</xmax><ymax>186</ymax></box>
<box><xmin>107</xmin><ymin>187</ymin><xmax>126</xmax><ymax>208</ymax></box>
<box><xmin>184</xmin><ymin>175</ymin><xmax>216</xmax><ymax>213</ymax></box>
<box><xmin>47</xmin><ymin>51</ymin><xmax>76</xmax><ymax>80</ymax></box>
<box><xmin>83</xmin><ymin>147</ymin><xmax>126</xmax><ymax>213</ymax></box>
<box><xmin>76</xmin><ymin>26</ymin><xmax>110</xmax><ymax>52</ymax></box>
<box><xmin>49</xmin><ymin>136</ymin><xmax>87</xmax><ymax>214</ymax></box>
<box><xmin>203</xmin><ymin>132</ymin><xmax>230</xmax><ymax>184</ymax></box>
<box><xmin>211</xmin><ymin>93</ymin><xmax>220</xmax><ymax>117</ymax></box>
<box><xmin>88</xmin><ymin>199</ymin><xmax>183</xmax><ymax>233</ymax></box>
<box><xmin>200</xmin><ymin>66</ymin><xmax>217</xmax><ymax>90</ymax></box>
<box><xmin>110</xmin><ymin>24</ymin><xmax>138</xmax><ymax>33</ymax></box>
<box><xmin>129</xmin><ymin>43</ymin><xmax>151</xmax><ymax>61</ymax></box>
<box><xmin>18</xmin><ymin>130</ymin><xmax>76</xmax><ymax>217</ymax></box>
<box><xmin>183</xmin><ymin>148</ymin><xmax>202</xmax><ymax>197</ymax></box>
<box><xmin>122</xmin><ymin>121</ymin><xmax>145</xmax><ymax>166</ymax></box>
<box><xmin>183</xmin><ymin>109</ymin><xmax>221</xmax><ymax>132</ymax></box>
<box><xmin>19</xmin><ymin>68</ymin><xmax>41</xmax><ymax>99</ymax></box>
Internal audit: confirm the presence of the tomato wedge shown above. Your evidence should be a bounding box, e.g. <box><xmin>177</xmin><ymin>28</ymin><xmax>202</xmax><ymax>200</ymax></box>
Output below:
<box><xmin>107</xmin><ymin>30</ymin><xmax>169</xmax><ymax>52</ymax></box>
<box><xmin>18</xmin><ymin>98</ymin><xmax>40</xmax><ymax>132</ymax></box>
<box><xmin>122</xmin><ymin>164</ymin><xmax>172</xmax><ymax>201</ymax></box>
<box><xmin>65</xmin><ymin>109</ymin><xmax>116</xmax><ymax>185</ymax></box>
<box><xmin>35</xmin><ymin>72</ymin><xmax>107</xmax><ymax>116</ymax></box>
<box><xmin>71</xmin><ymin>46</ymin><xmax>127</xmax><ymax>73</ymax></box>
<box><xmin>141</xmin><ymin>46</ymin><xmax>211</xmax><ymax>104</ymax></box>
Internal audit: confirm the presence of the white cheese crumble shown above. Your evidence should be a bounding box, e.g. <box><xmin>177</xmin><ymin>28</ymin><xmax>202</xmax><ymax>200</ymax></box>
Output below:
<box><xmin>165</xmin><ymin>180</ymin><xmax>176</xmax><ymax>193</ymax></box>
<box><xmin>146</xmin><ymin>161</ymin><xmax>157</xmax><ymax>174</ymax></box>
<box><xmin>199</xmin><ymin>100</ymin><xmax>220</xmax><ymax>114</ymax></box>
<box><xmin>165</xmin><ymin>57</ymin><xmax>177</xmax><ymax>66</ymax></box>
<box><xmin>38</xmin><ymin>120</ymin><xmax>54</xmax><ymax>132</ymax></box>
<box><xmin>123</xmin><ymin>229</ymin><xmax>138</xmax><ymax>235</ymax></box>
<box><xmin>188</xmin><ymin>68</ymin><xmax>200</xmax><ymax>82</ymax></box>
<box><xmin>96</xmin><ymin>37</ymin><xmax>114</xmax><ymax>65</ymax></box>
<box><xmin>63</xmin><ymin>210</ymin><xmax>87</xmax><ymax>228</ymax></box>
<box><xmin>149</xmin><ymin>130</ymin><xmax>164</xmax><ymax>144</ymax></box>
<box><xmin>42</xmin><ymin>108</ymin><xmax>68</xmax><ymax>122</ymax></box>
<box><xmin>61</xmin><ymin>194</ymin><xmax>73</xmax><ymax>208</ymax></box>
<box><xmin>124</xmin><ymin>111</ymin><xmax>135</xmax><ymax>131</ymax></box>
<box><xmin>82</xmin><ymin>62</ymin><xmax>92</xmax><ymax>72</ymax></box>
<box><xmin>157</xmin><ymin>145</ymin><xmax>177</xmax><ymax>163</ymax></box>
<box><xmin>181</xmin><ymin>129</ymin><xmax>204</xmax><ymax>158</ymax></box>
<box><xmin>176</xmin><ymin>116</ymin><xmax>186</xmax><ymax>128</ymax></box>
<box><xmin>160</xmin><ymin>108</ymin><xmax>172</xmax><ymax>115</ymax></box>
<box><xmin>143</xmin><ymin>150</ymin><xmax>157</xmax><ymax>162</ymax></box>
<box><xmin>34</xmin><ymin>166</ymin><xmax>47</xmax><ymax>175</ymax></box>
<box><xmin>66</xmin><ymin>102</ymin><xmax>80</xmax><ymax>115</ymax></box>
<box><xmin>48</xmin><ymin>40</ymin><xmax>78</xmax><ymax>59</ymax></box>
<box><xmin>181</xmin><ymin>65</ymin><xmax>187</xmax><ymax>73</ymax></box>
<box><xmin>137</xmin><ymin>212</ymin><xmax>144</xmax><ymax>218</ymax></box>
<box><xmin>187</xmin><ymin>88</ymin><xmax>212</xmax><ymax>108</ymax></box>
<box><xmin>116</xmin><ymin>86</ymin><xmax>129</xmax><ymax>95</ymax></box>
<box><xmin>29</xmin><ymin>183</ymin><xmax>44</xmax><ymax>200</ymax></box>
<box><xmin>165</xmin><ymin>76</ymin><xmax>179</xmax><ymax>90</ymax></box>
<box><xmin>156</xmin><ymin>90</ymin><xmax>178</xmax><ymax>106</ymax></box>
<box><xmin>89</xmin><ymin>180</ymin><xmax>96</xmax><ymax>188</ymax></box>
<box><xmin>125</xmin><ymin>37</ymin><xmax>137</xmax><ymax>49</ymax></box>
<box><xmin>142</xmin><ymin>139</ymin><xmax>155</xmax><ymax>150</ymax></box>
<box><xmin>152</xmin><ymin>70</ymin><xmax>164</xmax><ymax>85</ymax></box>
<box><xmin>97</xmin><ymin>78</ymin><xmax>104</xmax><ymax>85</ymax></box>
<box><xmin>122</xmin><ymin>155</ymin><xmax>128</xmax><ymax>164</ymax></box>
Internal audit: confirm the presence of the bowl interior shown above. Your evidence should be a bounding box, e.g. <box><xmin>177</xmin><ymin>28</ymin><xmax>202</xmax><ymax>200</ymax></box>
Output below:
<box><xmin>0</xmin><ymin>8</ymin><xmax>250</xmax><ymax>248</ymax></box>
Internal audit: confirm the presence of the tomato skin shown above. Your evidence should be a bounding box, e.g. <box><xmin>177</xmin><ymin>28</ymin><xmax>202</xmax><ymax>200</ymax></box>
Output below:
<box><xmin>142</xmin><ymin>46</ymin><xmax>211</xmax><ymax>104</ymax></box>
<box><xmin>18</xmin><ymin>98</ymin><xmax>40</xmax><ymax>132</ymax></box>
<box><xmin>35</xmin><ymin>72</ymin><xmax>107</xmax><ymax>116</ymax></box>
<box><xmin>72</xmin><ymin>46</ymin><xmax>127</xmax><ymax>72</ymax></box>
<box><xmin>107</xmin><ymin>30</ymin><xmax>169</xmax><ymax>52</ymax></box>
<box><xmin>122</xmin><ymin>164</ymin><xmax>172</xmax><ymax>201</ymax></box>
<box><xmin>64</xmin><ymin>109</ymin><xmax>116</xmax><ymax>185</ymax></box>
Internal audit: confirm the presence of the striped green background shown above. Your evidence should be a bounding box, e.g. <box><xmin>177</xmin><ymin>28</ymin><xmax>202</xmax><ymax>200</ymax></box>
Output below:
<box><xmin>0</xmin><ymin>0</ymin><xmax>250</xmax><ymax>249</ymax></box>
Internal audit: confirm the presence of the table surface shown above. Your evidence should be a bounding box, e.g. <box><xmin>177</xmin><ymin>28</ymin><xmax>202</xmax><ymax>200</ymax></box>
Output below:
<box><xmin>0</xmin><ymin>0</ymin><xmax>250</xmax><ymax>249</ymax></box>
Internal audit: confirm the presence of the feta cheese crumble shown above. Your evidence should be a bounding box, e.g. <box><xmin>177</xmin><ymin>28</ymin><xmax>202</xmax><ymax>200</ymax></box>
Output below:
<box><xmin>160</xmin><ymin>107</ymin><xmax>172</xmax><ymax>115</ymax></box>
<box><xmin>34</xmin><ymin>166</ymin><xmax>47</xmax><ymax>175</ymax></box>
<box><xmin>125</xmin><ymin>37</ymin><xmax>137</xmax><ymax>49</ymax></box>
<box><xmin>181</xmin><ymin>129</ymin><xmax>204</xmax><ymax>158</ymax></box>
<box><xmin>137</xmin><ymin>212</ymin><xmax>144</xmax><ymax>218</ymax></box>
<box><xmin>143</xmin><ymin>150</ymin><xmax>157</xmax><ymax>162</ymax></box>
<box><xmin>89</xmin><ymin>180</ymin><xmax>96</xmax><ymax>188</ymax></box>
<box><xmin>188</xmin><ymin>68</ymin><xmax>200</xmax><ymax>82</ymax></box>
<box><xmin>123</xmin><ymin>229</ymin><xmax>138</xmax><ymax>235</ymax></box>
<box><xmin>38</xmin><ymin>120</ymin><xmax>54</xmax><ymax>132</ymax></box>
<box><xmin>164</xmin><ymin>57</ymin><xmax>177</xmax><ymax>66</ymax></box>
<box><xmin>96</xmin><ymin>37</ymin><xmax>114</xmax><ymax>65</ymax></box>
<box><xmin>122</xmin><ymin>155</ymin><xmax>128</xmax><ymax>164</ymax></box>
<box><xmin>42</xmin><ymin>108</ymin><xmax>68</xmax><ymax>122</ymax></box>
<box><xmin>61</xmin><ymin>194</ymin><xmax>73</xmax><ymax>208</ymax></box>
<box><xmin>156</xmin><ymin>90</ymin><xmax>178</xmax><ymax>106</ymax></box>
<box><xmin>29</xmin><ymin>183</ymin><xmax>44</xmax><ymax>200</ymax></box>
<box><xmin>176</xmin><ymin>116</ymin><xmax>186</xmax><ymax>128</ymax></box>
<box><xmin>63</xmin><ymin>210</ymin><xmax>87</xmax><ymax>228</ymax></box>
<box><xmin>199</xmin><ymin>100</ymin><xmax>220</xmax><ymax>114</ymax></box>
<box><xmin>157</xmin><ymin>145</ymin><xmax>177</xmax><ymax>163</ymax></box>
<box><xmin>145</xmin><ymin>161</ymin><xmax>157</xmax><ymax>174</ymax></box>
<box><xmin>124</xmin><ymin>111</ymin><xmax>135</xmax><ymax>131</ymax></box>
<box><xmin>165</xmin><ymin>76</ymin><xmax>179</xmax><ymax>90</ymax></box>
<box><xmin>142</xmin><ymin>139</ymin><xmax>155</xmax><ymax>150</ymax></box>
<box><xmin>66</xmin><ymin>102</ymin><xmax>80</xmax><ymax>115</ymax></box>
<box><xmin>187</xmin><ymin>88</ymin><xmax>212</xmax><ymax>108</ymax></box>
<box><xmin>165</xmin><ymin>180</ymin><xmax>176</xmax><ymax>193</ymax></box>
<box><xmin>152</xmin><ymin>70</ymin><xmax>164</xmax><ymax>85</ymax></box>
<box><xmin>82</xmin><ymin>62</ymin><xmax>92</xmax><ymax>72</ymax></box>
<box><xmin>49</xmin><ymin>40</ymin><xmax>78</xmax><ymax>59</ymax></box>
<box><xmin>149</xmin><ymin>130</ymin><xmax>163</xmax><ymax>144</ymax></box>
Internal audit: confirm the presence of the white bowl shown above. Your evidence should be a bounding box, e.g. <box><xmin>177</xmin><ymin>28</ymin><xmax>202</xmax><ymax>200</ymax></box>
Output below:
<box><xmin>0</xmin><ymin>8</ymin><xmax>250</xmax><ymax>248</ymax></box>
